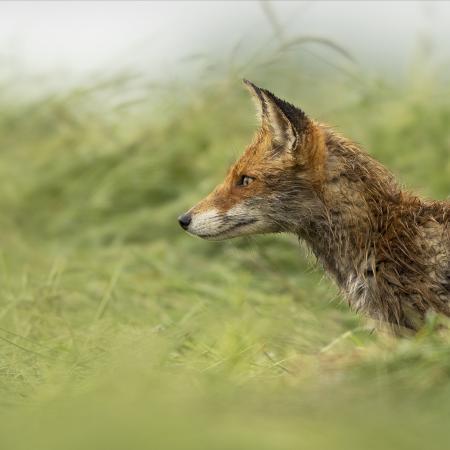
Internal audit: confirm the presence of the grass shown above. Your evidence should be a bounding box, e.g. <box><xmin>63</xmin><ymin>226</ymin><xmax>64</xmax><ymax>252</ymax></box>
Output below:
<box><xmin>0</xmin><ymin>47</ymin><xmax>449</xmax><ymax>449</ymax></box>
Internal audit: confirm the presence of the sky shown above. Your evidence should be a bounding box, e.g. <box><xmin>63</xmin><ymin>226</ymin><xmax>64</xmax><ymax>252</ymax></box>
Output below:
<box><xmin>0</xmin><ymin>1</ymin><xmax>449</xmax><ymax>83</ymax></box>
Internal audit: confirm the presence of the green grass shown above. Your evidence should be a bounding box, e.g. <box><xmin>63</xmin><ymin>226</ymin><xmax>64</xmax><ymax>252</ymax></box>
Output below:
<box><xmin>0</xmin><ymin>54</ymin><xmax>449</xmax><ymax>450</ymax></box>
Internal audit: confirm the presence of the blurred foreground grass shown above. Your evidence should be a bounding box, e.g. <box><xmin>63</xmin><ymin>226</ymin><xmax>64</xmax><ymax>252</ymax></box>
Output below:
<box><xmin>0</xmin><ymin>53</ymin><xmax>449</xmax><ymax>450</ymax></box>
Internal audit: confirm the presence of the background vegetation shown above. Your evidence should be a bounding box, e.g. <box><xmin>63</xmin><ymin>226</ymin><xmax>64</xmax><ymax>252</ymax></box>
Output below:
<box><xmin>0</xmin><ymin>17</ymin><xmax>449</xmax><ymax>450</ymax></box>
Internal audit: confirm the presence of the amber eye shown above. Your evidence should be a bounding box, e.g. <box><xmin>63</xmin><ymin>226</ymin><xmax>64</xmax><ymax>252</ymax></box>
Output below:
<box><xmin>237</xmin><ymin>175</ymin><xmax>255</xmax><ymax>187</ymax></box>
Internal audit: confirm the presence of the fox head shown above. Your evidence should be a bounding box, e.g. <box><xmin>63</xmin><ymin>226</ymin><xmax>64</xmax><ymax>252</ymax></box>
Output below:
<box><xmin>178</xmin><ymin>79</ymin><xmax>327</xmax><ymax>240</ymax></box>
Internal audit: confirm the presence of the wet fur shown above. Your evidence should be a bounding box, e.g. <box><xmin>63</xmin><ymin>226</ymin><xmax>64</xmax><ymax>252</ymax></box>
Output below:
<box><xmin>311</xmin><ymin>129</ymin><xmax>449</xmax><ymax>330</ymax></box>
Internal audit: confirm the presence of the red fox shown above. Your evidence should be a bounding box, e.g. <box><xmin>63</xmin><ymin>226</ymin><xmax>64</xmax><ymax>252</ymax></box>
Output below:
<box><xmin>178</xmin><ymin>79</ymin><xmax>450</xmax><ymax>332</ymax></box>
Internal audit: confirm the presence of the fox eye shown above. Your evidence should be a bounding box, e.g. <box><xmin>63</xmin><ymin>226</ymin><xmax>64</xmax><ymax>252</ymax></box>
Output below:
<box><xmin>237</xmin><ymin>175</ymin><xmax>255</xmax><ymax>187</ymax></box>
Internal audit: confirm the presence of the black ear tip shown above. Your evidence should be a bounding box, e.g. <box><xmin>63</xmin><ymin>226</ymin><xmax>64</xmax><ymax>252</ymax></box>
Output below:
<box><xmin>243</xmin><ymin>78</ymin><xmax>258</xmax><ymax>90</ymax></box>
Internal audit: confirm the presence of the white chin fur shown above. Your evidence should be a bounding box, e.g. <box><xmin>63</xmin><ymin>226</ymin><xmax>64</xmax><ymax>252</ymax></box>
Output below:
<box><xmin>190</xmin><ymin>222</ymin><xmax>260</xmax><ymax>241</ymax></box>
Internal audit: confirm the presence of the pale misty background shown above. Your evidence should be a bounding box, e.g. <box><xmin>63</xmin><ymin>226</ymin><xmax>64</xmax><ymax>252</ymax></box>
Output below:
<box><xmin>1</xmin><ymin>1</ymin><xmax>449</xmax><ymax>86</ymax></box>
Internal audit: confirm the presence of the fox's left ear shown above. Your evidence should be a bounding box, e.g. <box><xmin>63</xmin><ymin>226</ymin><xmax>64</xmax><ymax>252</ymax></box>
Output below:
<box><xmin>243</xmin><ymin>79</ymin><xmax>309</xmax><ymax>154</ymax></box>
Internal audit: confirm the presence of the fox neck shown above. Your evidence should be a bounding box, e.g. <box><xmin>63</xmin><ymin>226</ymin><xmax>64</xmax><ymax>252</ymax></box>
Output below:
<box><xmin>298</xmin><ymin>213</ymin><xmax>373</xmax><ymax>290</ymax></box>
<box><xmin>293</xmin><ymin>129</ymin><xmax>402</xmax><ymax>303</ymax></box>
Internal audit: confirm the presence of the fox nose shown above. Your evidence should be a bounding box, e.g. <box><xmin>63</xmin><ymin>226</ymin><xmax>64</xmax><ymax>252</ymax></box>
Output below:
<box><xmin>178</xmin><ymin>213</ymin><xmax>192</xmax><ymax>230</ymax></box>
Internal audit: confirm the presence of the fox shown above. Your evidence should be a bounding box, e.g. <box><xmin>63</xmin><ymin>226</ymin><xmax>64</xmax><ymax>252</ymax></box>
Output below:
<box><xmin>178</xmin><ymin>79</ymin><xmax>450</xmax><ymax>332</ymax></box>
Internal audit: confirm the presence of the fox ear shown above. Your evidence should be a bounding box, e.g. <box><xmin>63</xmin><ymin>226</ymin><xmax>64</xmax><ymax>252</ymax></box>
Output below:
<box><xmin>243</xmin><ymin>78</ymin><xmax>266</xmax><ymax>119</ymax></box>
<box><xmin>243</xmin><ymin>79</ymin><xmax>308</xmax><ymax>153</ymax></box>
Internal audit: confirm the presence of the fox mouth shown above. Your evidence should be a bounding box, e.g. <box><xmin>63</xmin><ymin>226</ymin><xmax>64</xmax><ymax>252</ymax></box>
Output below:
<box><xmin>196</xmin><ymin>218</ymin><xmax>258</xmax><ymax>240</ymax></box>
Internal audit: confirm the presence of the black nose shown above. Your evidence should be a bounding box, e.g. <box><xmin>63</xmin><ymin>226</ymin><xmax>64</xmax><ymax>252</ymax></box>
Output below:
<box><xmin>178</xmin><ymin>213</ymin><xmax>192</xmax><ymax>230</ymax></box>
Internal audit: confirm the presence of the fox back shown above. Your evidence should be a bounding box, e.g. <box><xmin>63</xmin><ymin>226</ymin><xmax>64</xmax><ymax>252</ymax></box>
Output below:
<box><xmin>178</xmin><ymin>80</ymin><xmax>450</xmax><ymax>332</ymax></box>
